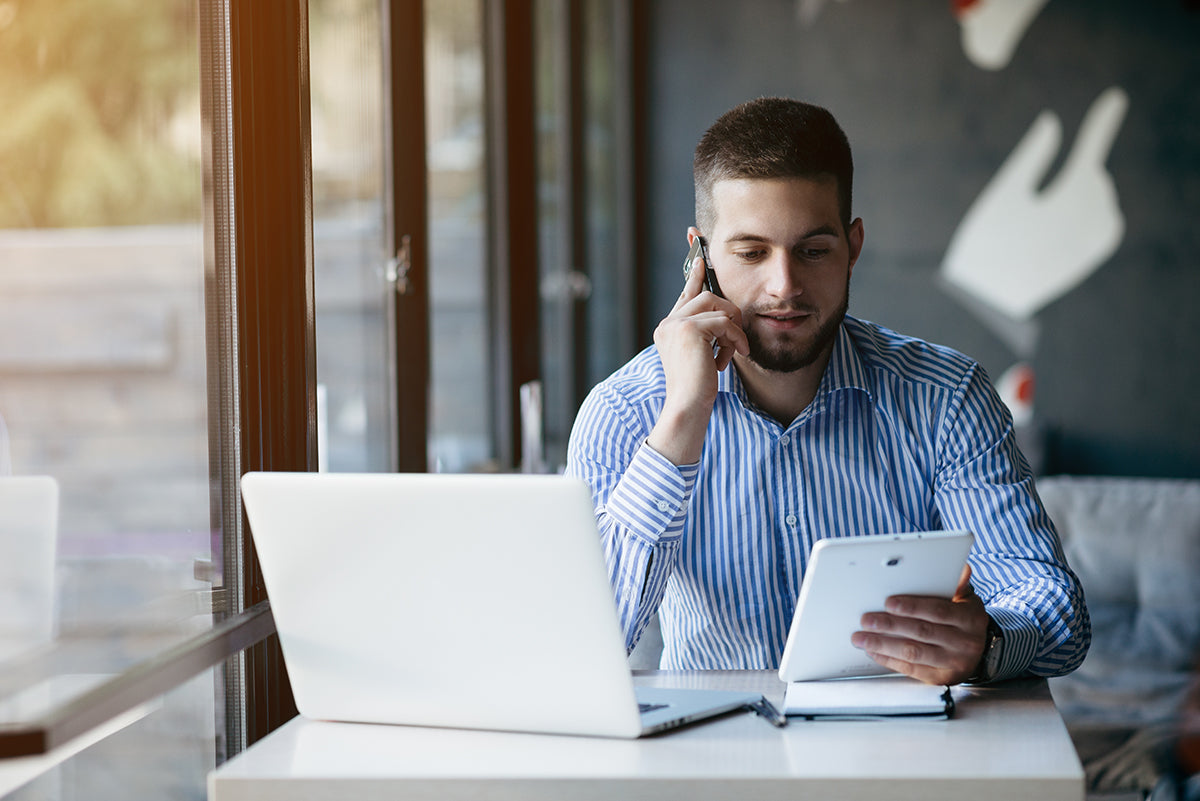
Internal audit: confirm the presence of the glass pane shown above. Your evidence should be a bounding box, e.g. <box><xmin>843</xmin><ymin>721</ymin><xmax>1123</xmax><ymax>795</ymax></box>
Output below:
<box><xmin>3</xmin><ymin>669</ymin><xmax>219</xmax><ymax>801</ymax></box>
<box><xmin>582</xmin><ymin>0</ymin><xmax>625</xmax><ymax>388</ymax></box>
<box><xmin>0</xmin><ymin>1</ymin><xmax>216</xmax><ymax>797</ymax></box>
<box><xmin>426</xmin><ymin>0</ymin><xmax>491</xmax><ymax>473</ymax></box>
<box><xmin>535</xmin><ymin>0</ymin><xmax>623</xmax><ymax>473</ymax></box>
<box><xmin>310</xmin><ymin>0</ymin><xmax>389</xmax><ymax>473</ymax></box>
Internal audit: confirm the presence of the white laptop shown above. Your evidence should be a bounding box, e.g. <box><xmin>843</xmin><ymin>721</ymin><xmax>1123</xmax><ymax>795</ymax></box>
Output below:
<box><xmin>240</xmin><ymin>471</ymin><xmax>761</xmax><ymax>738</ymax></box>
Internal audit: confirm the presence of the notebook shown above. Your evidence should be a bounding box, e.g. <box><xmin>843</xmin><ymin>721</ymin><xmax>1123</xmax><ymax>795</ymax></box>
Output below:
<box><xmin>782</xmin><ymin>675</ymin><xmax>956</xmax><ymax>720</ymax></box>
<box><xmin>239</xmin><ymin>471</ymin><xmax>762</xmax><ymax>738</ymax></box>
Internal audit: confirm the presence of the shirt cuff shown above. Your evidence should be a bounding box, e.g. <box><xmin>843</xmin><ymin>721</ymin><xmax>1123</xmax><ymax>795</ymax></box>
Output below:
<box><xmin>603</xmin><ymin>441</ymin><xmax>698</xmax><ymax>546</ymax></box>
<box><xmin>987</xmin><ymin>605</ymin><xmax>1042</xmax><ymax>681</ymax></box>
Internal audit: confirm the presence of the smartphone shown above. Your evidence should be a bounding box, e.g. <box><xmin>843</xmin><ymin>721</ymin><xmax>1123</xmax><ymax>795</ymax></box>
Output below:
<box><xmin>682</xmin><ymin>236</ymin><xmax>724</xmax><ymax>298</ymax></box>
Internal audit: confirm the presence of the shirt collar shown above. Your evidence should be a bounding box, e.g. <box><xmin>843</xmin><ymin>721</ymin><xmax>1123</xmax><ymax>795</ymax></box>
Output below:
<box><xmin>819</xmin><ymin>318</ymin><xmax>872</xmax><ymax>400</ymax></box>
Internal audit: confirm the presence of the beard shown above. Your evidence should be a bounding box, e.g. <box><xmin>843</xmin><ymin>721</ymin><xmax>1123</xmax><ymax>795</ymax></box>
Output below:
<box><xmin>743</xmin><ymin>293</ymin><xmax>848</xmax><ymax>374</ymax></box>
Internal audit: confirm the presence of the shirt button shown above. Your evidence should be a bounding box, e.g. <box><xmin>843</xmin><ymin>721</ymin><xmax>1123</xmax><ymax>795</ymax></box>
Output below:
<box><xmin>785</xmin><ymin>514</ymin><xmax>797</xmax><ymax>526</ymax></box>
<box><xmin>656</xmin><ymin>500</ymin><xmax>671</xmax><ymax>513</ymax></box>
<box><xmin>779</xmin><ymin>435</ymin><xmax>791</xmax><ymax>446</ymax></box>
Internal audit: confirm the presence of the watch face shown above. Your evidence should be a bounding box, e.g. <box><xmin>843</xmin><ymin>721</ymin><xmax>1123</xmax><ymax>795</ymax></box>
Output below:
<box><xmin>985</xmin><ymin>639</ymin><xmax>1001</xmax><ymax>672</ymax></box>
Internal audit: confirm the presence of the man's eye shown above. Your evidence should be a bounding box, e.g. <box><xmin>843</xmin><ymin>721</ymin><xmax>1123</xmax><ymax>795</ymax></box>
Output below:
<box><xmin>801</xmin><ymin>248</ymin><xmax>831</xmax><ymax>260</ymax></box>
<box><xmin>734</xmin><ymin>249</ymin><xmax>766</xmax><ymax>262</ymax></box>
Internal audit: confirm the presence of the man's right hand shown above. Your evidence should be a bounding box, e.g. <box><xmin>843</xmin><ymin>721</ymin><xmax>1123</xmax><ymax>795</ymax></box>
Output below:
<box><xmin>646</xmin><ymin>230</ymin><xmax>748</xmax><ymax>466</ymax></box>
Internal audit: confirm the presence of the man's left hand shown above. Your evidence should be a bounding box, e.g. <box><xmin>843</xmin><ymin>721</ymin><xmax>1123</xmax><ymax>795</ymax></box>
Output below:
<box><xmin>851</xmin><ymin>565</ymin><xmax>989</xmax><ymax>685</ymax></box>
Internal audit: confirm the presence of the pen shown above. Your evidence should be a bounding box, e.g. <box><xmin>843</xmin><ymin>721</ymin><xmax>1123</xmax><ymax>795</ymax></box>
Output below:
<box><xmin>746</xmin><ymin>696</ymin><xmax>789</xmax><ymax>728</ymax></box>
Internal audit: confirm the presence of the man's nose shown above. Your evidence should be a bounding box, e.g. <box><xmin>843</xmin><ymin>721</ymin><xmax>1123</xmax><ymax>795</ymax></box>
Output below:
<box><xmin>764</xmin><ymin>253</ymin><xmax>802</xmax><ymax>298</ymax></box>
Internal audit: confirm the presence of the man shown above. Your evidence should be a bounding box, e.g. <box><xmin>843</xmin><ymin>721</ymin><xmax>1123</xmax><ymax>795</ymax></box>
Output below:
<box><xmin>565</xmin><ymin>97</ymin><xmax>1089</xmax><ymax>685</ymax></box>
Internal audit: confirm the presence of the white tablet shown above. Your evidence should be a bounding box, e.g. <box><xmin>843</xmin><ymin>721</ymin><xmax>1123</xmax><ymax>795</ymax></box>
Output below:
<box><xmin>777</xmin><ymin>530</ymin><xmax>975</xmax><ymax>683</ymax></box>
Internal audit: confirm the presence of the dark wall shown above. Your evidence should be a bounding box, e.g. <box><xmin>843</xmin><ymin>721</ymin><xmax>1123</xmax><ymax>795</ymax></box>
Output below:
<box><xmin>641</xmin><ymin>0</ymin><xmax>1200</xmax><ymax>478</ymax></box>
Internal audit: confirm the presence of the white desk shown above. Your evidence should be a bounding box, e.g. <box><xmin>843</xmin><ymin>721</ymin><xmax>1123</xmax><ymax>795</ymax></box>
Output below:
<box><xmin>208</xmin><ymin>670</ymin><xmax>1084</xmax><ymax>801</ymax></box>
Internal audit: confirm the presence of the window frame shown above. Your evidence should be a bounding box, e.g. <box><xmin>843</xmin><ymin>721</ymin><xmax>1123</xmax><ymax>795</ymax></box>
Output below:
<box><xmin>384</xmin><ymin>0</ymin><xmax>432</xmax><ymax>474</ymax></box>
<box><xmin>215</xmin><ymin>0</ymin><xmax>316</xmax><ymax>750</ymax></box>
<box><xmin>485</xmin><ymin>0</ymin><xmax>542</xmax><ymax>469</ymax></box>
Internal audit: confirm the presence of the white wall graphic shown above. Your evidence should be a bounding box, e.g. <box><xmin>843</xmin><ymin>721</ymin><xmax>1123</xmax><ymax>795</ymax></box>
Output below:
<box><xmin>791</xmin><ymin>0</ymin><xmax>1132</xmax><ymax>433</ymax></box>
<box><xmin>940</xmin><ymin>85</ymin><xmax>1129</xmax><ymax>323</ymax></box>
<box><xmin>954</xmin><ymin>0</ymin><xmax>1051</xmax><ymax>71</ymax></box>
<box><xmin>942</xmin><ymin>1</ymin><xmax>1129</xmax><ymax>434</ymax></box>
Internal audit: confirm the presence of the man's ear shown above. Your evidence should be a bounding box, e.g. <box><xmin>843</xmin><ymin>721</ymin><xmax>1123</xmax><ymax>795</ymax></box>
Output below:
<box><xmin>687</xmin><ymin>226</ymin><xmax>702</xmax><ymax>247</ymax></box>
<box><xmin>846</xmin><ymin>218</ymin><xmax>865</xmax><ymax>276</ymax></box>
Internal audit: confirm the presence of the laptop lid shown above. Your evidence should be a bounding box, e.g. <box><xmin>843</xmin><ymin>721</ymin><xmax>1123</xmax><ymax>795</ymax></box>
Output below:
<box><xmin>241</xmin><ymin>472</ymin><xmax>755</xmax><ymax>738</ymax></box>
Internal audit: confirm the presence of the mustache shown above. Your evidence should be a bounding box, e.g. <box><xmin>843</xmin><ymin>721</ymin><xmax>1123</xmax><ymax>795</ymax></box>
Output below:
<box><xmin>745</xmin><ymin>302</ymin><xmax>819</xmax><ymax>317</ymax></box>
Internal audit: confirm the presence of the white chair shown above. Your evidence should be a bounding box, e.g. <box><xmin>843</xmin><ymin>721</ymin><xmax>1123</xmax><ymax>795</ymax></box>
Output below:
<box><xmin>0</xmin><ymin>476</ymin><xmax>59</xmax><ymax>662</ymax></box>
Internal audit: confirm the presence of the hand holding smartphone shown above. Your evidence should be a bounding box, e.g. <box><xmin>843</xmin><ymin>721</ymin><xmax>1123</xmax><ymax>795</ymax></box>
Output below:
<box><xmin>682</xmin><ymin>236</ymin><xmax>724</xmax><ymax>298</ymax></box>
<box><xmin>646</xmin><ymin>231</ymin><xmax>746</xmax><ymax>466</ymax></box>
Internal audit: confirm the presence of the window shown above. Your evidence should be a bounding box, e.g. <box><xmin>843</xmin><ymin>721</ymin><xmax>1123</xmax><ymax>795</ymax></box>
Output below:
<box><xmin>0</xmin><ymin>3</ymin><xmax>641</xmax><ymax>797</ymax></box>
<box><xmin>0</xmin><ymin>0</ymin><xmax>218</xmax><ymax>796</ymax></box>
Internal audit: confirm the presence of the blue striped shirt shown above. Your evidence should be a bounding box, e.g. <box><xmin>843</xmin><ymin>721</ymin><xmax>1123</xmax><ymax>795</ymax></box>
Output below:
<box><xmin>566</xmin><ymin>316</ymin><xmax>1090</xmax><ymax>678</ymax></box>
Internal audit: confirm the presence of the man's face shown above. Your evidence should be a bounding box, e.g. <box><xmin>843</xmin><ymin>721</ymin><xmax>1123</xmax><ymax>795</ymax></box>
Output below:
<box><xmin>706</xmin><ymin>176</ymin><xmax>863</xmax><ymax>373</ymax></box>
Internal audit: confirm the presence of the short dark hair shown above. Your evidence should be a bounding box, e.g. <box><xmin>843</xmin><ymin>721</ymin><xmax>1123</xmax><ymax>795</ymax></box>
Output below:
<box><xmin>693</xmin><ymin>97</ymin><xmax>854</xmax><ymax>234</ymax></box>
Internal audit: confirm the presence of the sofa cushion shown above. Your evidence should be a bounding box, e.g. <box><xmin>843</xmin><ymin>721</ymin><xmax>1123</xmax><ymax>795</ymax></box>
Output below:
<box><xmin>1039</xmin><ymin>475</ymin><xmax>1200</xmax><ymax>727</ymax></box>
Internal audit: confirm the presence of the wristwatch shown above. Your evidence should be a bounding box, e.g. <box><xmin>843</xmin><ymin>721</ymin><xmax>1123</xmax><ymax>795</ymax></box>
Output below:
<box><xmin>966</xmin><ymin>614</ymin><xmax>1004</xmax><ymax>684</ymax></box>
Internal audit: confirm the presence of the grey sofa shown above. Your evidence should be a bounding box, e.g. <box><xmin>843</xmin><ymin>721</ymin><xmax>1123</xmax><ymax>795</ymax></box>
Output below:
<box><xmin>1040</xmin><ymin>475</ymin><xmax>1200</xmax><ymax>799</ymax></box>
